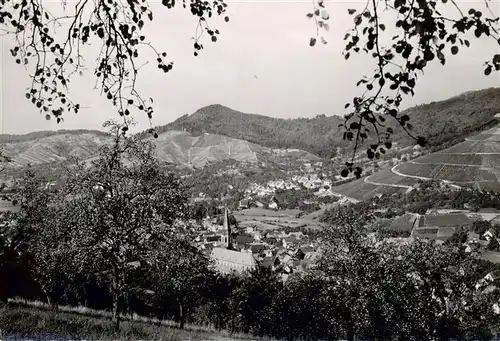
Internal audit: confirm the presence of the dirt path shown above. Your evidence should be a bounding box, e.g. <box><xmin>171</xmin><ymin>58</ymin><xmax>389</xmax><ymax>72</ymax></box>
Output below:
<box><xmin>364</xmin><ymin>174</ymin><xmax>413</xmax><ymax>190</ymax></box>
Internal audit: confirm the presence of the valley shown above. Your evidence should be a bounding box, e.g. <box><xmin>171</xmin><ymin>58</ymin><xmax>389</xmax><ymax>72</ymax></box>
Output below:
<box><xmin>2</xmin><ymin>88</ymin><xmax>500</xmax><ymax>341</ymax></box>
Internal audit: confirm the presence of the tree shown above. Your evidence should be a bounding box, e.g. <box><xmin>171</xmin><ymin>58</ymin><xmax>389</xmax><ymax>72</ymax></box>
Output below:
<box><xmin>270</xmin><ymin>273</ymin><xmax>342</xmax><ymax>340</ymax></box>
<box><xmin>203</xmin><ymin>273</ymin><xmax>240</xmax><ymax>331</ymax></box>
<box><xmin>446</xmin><ymin>226</ymin><xmax>468</xmax><ymax>246</ymax></box>
<box><xmin>474</xmin><ymin>220</ymin><xmax>493</xmax><ymax>235</ymax></box>
<box><xmin>1</xmin><ymin>0</ymin><xmax>498</xmax><ymax>175</ymax></box>
<box><xmin>145</xmin><ymin>236</ymin><xmax>213</xmax><ymax>329</ymax></box>
<box><xmin>487</xmin><ymin>237</ymin><xmax>500</xmax><ymax>251</ymax></box>
<box><xmin>61</xmin><ymin>120</ymin><xmax>189</xmax><ymax>330</ymax></box>
<box><xmin>0</xmin><ymin>168</ymin><xmax>56</xmax><ymax>304</ymax></box>
<box><xmin>229</xmin><ymin>267</ymin><xmax>281</xmax><ymax>335</ymax></box>
<box><xmin>317</xmin><ymin>205</ymin><xmax>380</xmax><ymax>341</ymax></box>
<box><xmin>318</xmin><ymin>206</ymin><xmax>500</xmax><ymax>341</ymax></box>
<box><xmin>397</xmin><ymin>240</ymin><xmax>500</xmax><ymax>340</ymax></box>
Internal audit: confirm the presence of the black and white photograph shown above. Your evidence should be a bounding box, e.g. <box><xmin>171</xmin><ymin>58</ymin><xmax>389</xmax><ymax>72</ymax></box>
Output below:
<box><xmin>0</xmin><ymin>0</ymin><xmax>499</xmax><ymax>339</ymax></box>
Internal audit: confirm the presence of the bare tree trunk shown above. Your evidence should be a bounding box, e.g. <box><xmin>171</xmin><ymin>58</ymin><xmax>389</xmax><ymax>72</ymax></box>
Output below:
<box><xmin>112</xmin><ymin>268</ymin><xmax>120</xmax><ymax>331</ymax></box>
<box><xmin>43</xmin><ymin>289</ymin><xmax>52</xmax><ymax>308</ymax></box>
<box><xmin>346</xmin><ymin>328</ymin><xmax>355</xmax><ymax>341</ymax></box>
<box><xmin>179</xmin><ymin>302</ymin><xmax>185</xmax><ymax>329</ymax></box>
<box><xmin>0</xmin><ymin>277</ymin><xmax>8</xmax><ymax>306</ymax></box>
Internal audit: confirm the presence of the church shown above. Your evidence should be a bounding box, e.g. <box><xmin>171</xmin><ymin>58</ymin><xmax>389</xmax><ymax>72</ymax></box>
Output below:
<box><xmin>210</xmin><ymin>206</ymin><xmax>257</xmax><ymax>274</ymax></box>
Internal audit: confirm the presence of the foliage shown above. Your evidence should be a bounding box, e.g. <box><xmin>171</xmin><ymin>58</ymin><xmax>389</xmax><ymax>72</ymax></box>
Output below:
<box><xmin>446</xmin><ymin>226</ymin><xmax>469</xmax><ymax>246</ymax></box>
<box><xmin>1</xmin><ymin>0</ymin><xmax>228</xmax><ymax>130</ymax></box>
<box><xmin>474</xmin><ymin>220</ymin><xmax>493</xmax><ymax>234</ymax></box>
<box><xmin>309</xmin><ymin>0</ymin><xmax>500</xmax><ymax>177</ymax></box>
<box><xmin>488</xmin><ymin>237</ymin><xmax>500</xmax><ymax>251</ymax></box>
<box><xmin>56</xmin><ymin>120</ymin><xmax>190</xmax><ymax>329</ymax></box>
<box><xmin>228</xmin><ymin>268</ymin><xmax>281</xmax><ymax>336</ymax></box>
<box><xmin>144</xmin><ymin>237</ymin><xmax>213</xmax><ymax>329</ymax></box>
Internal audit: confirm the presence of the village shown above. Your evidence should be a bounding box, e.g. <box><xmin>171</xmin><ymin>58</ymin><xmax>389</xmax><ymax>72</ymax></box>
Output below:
<box><xmin>193</xmin><ymin>194</ymin><xmax>500</xmax><ymax>281</ymax></box>
<box><xmin>194</xmin><ymin>206</ymin><xmax>321</xmax><ymax>282</ymax></box>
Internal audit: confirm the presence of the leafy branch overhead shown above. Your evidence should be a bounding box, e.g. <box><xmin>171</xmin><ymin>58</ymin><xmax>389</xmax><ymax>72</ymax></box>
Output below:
<box><xmin>1</xmin><ymin>0</ymin><xmax>228</xmax><ymax>133</ymax></box>
<box><xmin>308</xmin><ymin>0</ymin><xmax>500</xmax><ymax>178</ymax></box>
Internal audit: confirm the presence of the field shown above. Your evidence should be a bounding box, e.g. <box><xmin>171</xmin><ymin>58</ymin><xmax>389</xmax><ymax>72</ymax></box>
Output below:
<box><xmin>233</xmin><ymin>208</ymin><xmax>325</xmax><ymax>230</ymax></box>
<box><xmin>415</xmin><ymin>153</ymin><xmax>483</xmax><ymax>165</ymax></box>
<box><xmin>332</xmin><ymin>178</ymin><xmax>406</xmax><ymax>201</ymax></box>
<box><xmin>366</xmin><ymin>168</ymin><xmax>419</xmax><ymax>187</ymax></box>
<box><xmin>0</xmin><ymin>301</ymin><xmax>266</xmax><ymax>341</ymax></box>
<box><xmin>332</xmin><ymin>123</ymin><xmax>500</xmax><ymax>201</ymax></box>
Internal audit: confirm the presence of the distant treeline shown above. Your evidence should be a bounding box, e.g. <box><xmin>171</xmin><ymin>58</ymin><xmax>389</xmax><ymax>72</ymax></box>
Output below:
<box><xmin>0</xmin><ymin>129</ymin><xmax>109</xmax><ymax>144</ymax></box>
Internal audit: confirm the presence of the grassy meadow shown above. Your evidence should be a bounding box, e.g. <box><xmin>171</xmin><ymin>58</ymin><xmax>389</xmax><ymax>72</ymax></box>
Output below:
<box><xmin>0</xmin><ymin>300</ymin><xmax>269</xmax><ymax>341</ymax></box>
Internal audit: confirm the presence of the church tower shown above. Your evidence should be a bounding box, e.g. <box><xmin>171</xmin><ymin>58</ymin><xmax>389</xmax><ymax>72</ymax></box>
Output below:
<box><xmin>223</xmin><ymin>205</ymin><xmax>233</xmax><ymax>250</ymax></box>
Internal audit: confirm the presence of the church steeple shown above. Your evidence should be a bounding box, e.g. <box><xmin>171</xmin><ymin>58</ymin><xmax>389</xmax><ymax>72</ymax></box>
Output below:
<box><xmin>224</xmin><ymin>205</ymin><xmax>233</xmax><ymax>250</ymax></box>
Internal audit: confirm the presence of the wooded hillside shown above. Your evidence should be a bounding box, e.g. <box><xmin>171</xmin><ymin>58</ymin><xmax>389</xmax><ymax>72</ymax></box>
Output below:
<box><xmin>151</xmin><ymin>87</ymin><xmax>500</xmax><ymax>157</ymax></box>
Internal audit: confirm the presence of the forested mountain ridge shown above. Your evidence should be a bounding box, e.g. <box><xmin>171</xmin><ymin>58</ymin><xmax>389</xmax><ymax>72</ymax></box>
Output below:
<box><xmin>0</xmin><ymin>129</ymin><xmax>109</xmax><ymax>143</ymax></box>
<box><xmin>153</xmin><ymin>87</ymin><xmax>500</xmax><ymax>157</ymax></box>
<box><xmin>143</xmin><ymin>104</ymin><xmax>344</xmax><ymax>157</ymax></box>
<box><xmin>145</xmin><ymin>104</ymin><xmax>345</xmax><ymax>157</ymax></box>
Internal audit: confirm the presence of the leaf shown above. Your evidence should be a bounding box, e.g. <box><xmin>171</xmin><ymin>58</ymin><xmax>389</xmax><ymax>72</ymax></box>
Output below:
<box><xmin>417</xmin><ymin>136</ymin><xmax>427</xmax><ymax>147</ymax></box>
<box><xmin>306</xmin><ymin>13</ymin><xmax>314</xmax><ymax>18</ymax></box>
<box><xmin>379</xmin><ymin>24</ymin><xmax>386</xmax><ymax>31</ymax></box>
<box><xmin>321</xmin><ymin>10</ymin><xmax>329</xmax><ymax>20</ymax></box>
<box><xmin>309</xmin><ymin>37</ymin><xmax>317</xmax><ymax>47</ymax></box>
<box><xmin>451</xmin><ymin>46</ymin><xmax>459</xmax><ymax>55</ymax></box>
<box><xmin>485</xmin><ymin>65</ymin><xmax>492</xmax><ymax>76</ymax></box>
<box><xmin>321</xmin><ymin>37</ymin><xmax>327</xmax><ymax>45</ymax></box>
<box><xmin>348</xmin><ymin>9</ymin><xmax>356</xmax><ymax>15</ymax></box>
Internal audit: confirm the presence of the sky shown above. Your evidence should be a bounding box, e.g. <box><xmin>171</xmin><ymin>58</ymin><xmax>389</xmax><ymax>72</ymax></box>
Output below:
<box><xmin>0</xmin><ymin>0</ymin><xmax>499</xmax><ymax>135</ymax></box>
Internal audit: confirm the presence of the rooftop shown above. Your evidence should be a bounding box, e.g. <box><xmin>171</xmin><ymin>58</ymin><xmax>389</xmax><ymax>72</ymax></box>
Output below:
<box><xmin>211</xmin><ymin>248</ymin><xmax>257</xmax><ymax>267</ymax></box>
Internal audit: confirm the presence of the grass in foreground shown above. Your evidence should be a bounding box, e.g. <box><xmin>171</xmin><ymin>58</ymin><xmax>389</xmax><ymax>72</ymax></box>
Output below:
<box><xmin>0</xmin><ymin>304</ymin><xmax>265</xmax><ymax>341</ymax></box>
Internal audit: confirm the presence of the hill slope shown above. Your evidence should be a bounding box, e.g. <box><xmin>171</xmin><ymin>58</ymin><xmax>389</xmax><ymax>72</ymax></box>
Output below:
<box><xmin>153</xmin><ymin>104</ymin><xmax>344</xmax><ymax>157</ymax></box>
<box><xmin>333</xmin><ymin>120</ymin><xmax>500</xmax><ymax>202</ymax></box>
<box><xmin>0</xmin><ymin>87</ymin><xmax>498</xmax><ymax>175</ymax></box>
<box><xmin>154</xmin><ymin>87</ymin><xmax>500</xmax><ymax>157</ymax></box>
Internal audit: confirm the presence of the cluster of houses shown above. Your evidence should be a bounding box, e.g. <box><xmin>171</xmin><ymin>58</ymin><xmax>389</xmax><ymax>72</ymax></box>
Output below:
<box><xmin>386</xmin><ymin>208</ymin><xmax>500</xmax><ymax>260</ymax></box>
<box><xmin>195</xmin><ymin>208</ymin><xmax>320</xmax><ymax>281</ymax></box>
